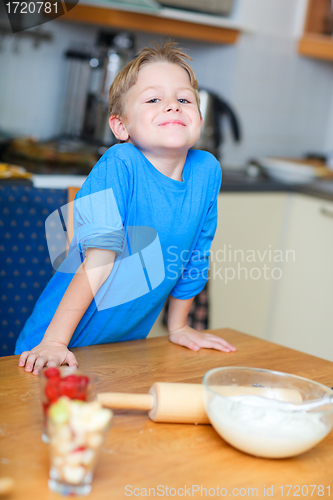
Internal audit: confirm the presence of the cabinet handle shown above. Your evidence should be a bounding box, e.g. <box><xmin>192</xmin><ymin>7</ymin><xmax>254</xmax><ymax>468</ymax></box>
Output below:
<box><xmin>320</xmin><ymin>207</ymin><xmax>333</xmax><ymax>219</ymax></box>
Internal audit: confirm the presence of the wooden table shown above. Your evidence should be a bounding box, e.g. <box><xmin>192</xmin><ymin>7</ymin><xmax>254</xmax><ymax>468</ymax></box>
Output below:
<box><xmin>1</xmin><ymin>329</ymin><xmax>333</xmax><ymax>500</ymax></box>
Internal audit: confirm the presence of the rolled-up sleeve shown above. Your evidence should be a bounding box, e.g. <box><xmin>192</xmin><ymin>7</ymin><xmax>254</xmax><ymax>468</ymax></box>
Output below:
<box><xmin>73</xmin><ymin>158</ymin><xmax>130</xmax><ymax>258</ymax></box>
<box><xmin>170</xmin><ymin>165</ymin><xmax>222</xmax><ymax>300</ymax></box>
<box><xmin>77</xmin><ymin>224</ymin><xmax>125</xmax><ymax>255</ymax></box>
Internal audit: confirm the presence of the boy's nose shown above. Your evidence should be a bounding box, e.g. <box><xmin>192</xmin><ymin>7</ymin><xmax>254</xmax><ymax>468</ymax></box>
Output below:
<box><xmin>165</xmin><ymin>101</ymin><xmax>180</xmax><ymax>112</ymax></box>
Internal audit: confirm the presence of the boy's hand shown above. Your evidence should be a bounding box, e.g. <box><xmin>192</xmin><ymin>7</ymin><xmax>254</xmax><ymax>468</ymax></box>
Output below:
<box><xmin>169</xmin><ymin>325</ymin><xmax>236</xmax><ymax>353</ymax></box>
<box><xmin>18</xmin><ymin>339</ymin><xmax>78</xmax><ymax>376</ymax></box>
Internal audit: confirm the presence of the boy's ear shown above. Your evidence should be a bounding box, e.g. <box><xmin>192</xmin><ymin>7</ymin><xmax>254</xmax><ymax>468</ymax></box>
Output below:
<box><xmin>109</xmin><ymin>116</ymin><xmax>129</xmax><ymax>141</ymax></box>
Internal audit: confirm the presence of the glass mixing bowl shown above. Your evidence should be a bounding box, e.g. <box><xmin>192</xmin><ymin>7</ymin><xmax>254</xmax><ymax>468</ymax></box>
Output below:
<box><xmin>203</xmin><ymin>367</ymin><xmax>333</xmax><ymax>459</ymax></box>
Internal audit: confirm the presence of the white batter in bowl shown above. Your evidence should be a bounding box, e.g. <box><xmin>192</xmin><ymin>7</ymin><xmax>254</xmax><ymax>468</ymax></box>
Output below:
<box><xmin>203</xmin><ymin>367</ymin><xmax>333</xmax><ymax>459</ymax></box>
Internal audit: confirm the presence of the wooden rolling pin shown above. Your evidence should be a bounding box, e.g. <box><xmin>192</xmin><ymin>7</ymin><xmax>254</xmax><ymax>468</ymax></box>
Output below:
<box><xmin>97</xmin><ymin>383</ymin><xmax>302</xmax><ymax>424</ymax></box>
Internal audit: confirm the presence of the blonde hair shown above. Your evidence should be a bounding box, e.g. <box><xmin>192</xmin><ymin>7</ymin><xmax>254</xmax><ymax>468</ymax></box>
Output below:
<box><xmin>108</xmin><ymin>41</ymin><xmax>200</xmax><ymax>117</ymax></box>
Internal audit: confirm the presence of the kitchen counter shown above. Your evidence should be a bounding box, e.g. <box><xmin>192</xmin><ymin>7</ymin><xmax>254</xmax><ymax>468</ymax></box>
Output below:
<box><xmin>30</xmin><ymin>170</ymin><xmax>289</xmax><ymax>191</ymax></box>
<box><xmin>221</xmin><ymin>170</ymin><xmax>293</xmax><ymax>192</ymax></box>
<box><xmin>297</xmin><ymin>179</ymin><xmax>333</xmax><ymax>202</ymax></box>
<box><xmin>3</xmin><ymin>168</ymin><xmax>333</xmax><ymax>203</ymax></box>
<box><xmin>1</xmin><ymin>329</ymin><xmax>333</xmax><ymax>500</ymax></box>
<box><xmin>222</xmin><ymin>171</ymin><xmax>333</xmax><ymax>201</ymax></box>
<box><xmin>221</xmin><ymin>169</ymin><xmax>333</xmax><ymax>201</ymax></box>
<box><xmin>32</xmin><ymin>174</ymin><xmax>86</xmax><ymax>189</ymax></box>
<box><xmin>3</xmin><ymin>145</ymin><xmax>333</xmax><ymax>201</ymax></box>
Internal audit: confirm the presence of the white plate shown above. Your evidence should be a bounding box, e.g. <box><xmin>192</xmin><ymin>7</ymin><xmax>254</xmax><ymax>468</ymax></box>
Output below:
<box><xmin>257</xmin><ymin>158</ymin><xmax>318</xmax><ymax>185</ymax></box>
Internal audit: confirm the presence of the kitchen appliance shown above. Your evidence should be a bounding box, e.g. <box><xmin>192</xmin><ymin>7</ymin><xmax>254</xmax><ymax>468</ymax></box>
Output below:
<box><xmin>194</xmin><ymin>89</ymin><xmax>241</xmax><ymax>159</ymax></box>
<box><xmin>158</xmin><ymin>0</ymin><xmax>234</xmax><ymax>16</ymax></box>
<box><xmin>62</xmin><ymin>32</ymin><xmax>134</xmax><ymax>147</ymax></box>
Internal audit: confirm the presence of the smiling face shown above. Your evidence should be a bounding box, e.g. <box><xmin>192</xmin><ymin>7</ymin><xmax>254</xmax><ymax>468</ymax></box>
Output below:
<box><xmin>109</xmin><ymin>62</ymin><xmax>203</xmax><ymax>159</ymax></box>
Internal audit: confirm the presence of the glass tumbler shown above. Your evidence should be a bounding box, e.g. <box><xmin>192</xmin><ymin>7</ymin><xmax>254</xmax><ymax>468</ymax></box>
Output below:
<box><xmin>39</xmin><ymin>366</ymin><xmax>96</xmax><ymax>443</ymax></box>
<box><xmin>47</xmin><ymin>397</ymin><xmax>113</xmax><ymax>496</ymax></box>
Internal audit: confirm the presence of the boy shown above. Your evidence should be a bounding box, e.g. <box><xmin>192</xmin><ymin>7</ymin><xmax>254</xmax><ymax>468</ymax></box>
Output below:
<box><xmin>16</xmin><ymin>42</ymin><xmax>236</xmax><ymax>375</ymax></box>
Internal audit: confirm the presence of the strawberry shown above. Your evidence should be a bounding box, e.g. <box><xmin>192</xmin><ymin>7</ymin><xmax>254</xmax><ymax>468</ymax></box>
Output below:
<box><xmin>43</xmin><ymin>370</ymin><xmax>90</xmax><ymax>403</ymax></box>
<box><xmin>47</xmin><ymin>376</ymin><xmax>62</xmax><ymax>386</ymax></box>
<box><xmin>63</xmin><ymin>375</ymin><xmax>80</xmax><ymax>385</ymax></box>
<box><xmin>78</xmin><ymin>376</ymin><xmax>89</xmax><ymax>386</ymax></box>
<box><xmin>75</xmin><ymin>392</ymin><xmax>87</xmax><ymax>401</ymax></box>
<box><xmin>73</xmin><ymin>446</ymin><xmax>86</xmax><ymax>453</ymax></box>
<box><xmin>44</xmin><ymin>367</ymin><xmax>60</xmax><ymax>379</ymax></box>
<box><xmin>59</xmin><ymin>381</ymin><xmax>77</xmax><ymax>399</ymax></box>
<box><xmin>45</xmin><ymin>384</ymin><xmax>59</xmax><ymax>403</ymax></box>
<box><xmin>42</xmin><ymin>402</ymin><xmax>49</xmax><ymax>415</ymax></box>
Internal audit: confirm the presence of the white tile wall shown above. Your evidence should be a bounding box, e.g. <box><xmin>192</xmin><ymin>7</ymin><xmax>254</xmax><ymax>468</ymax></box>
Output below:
<box><xmin>0</xmin><ymin>20</ymin><xmax>99</xmax><ymax>139</ymax></box>
<box><xmin>235</xmin><ymin>0</ymin><xmax>304</xmax><ymax>37</ymax></box>
<box><xmin>217</xmin><ymin>34</ymin><xmax>333</xmax><ymax>164</ymax></box>
<box><xmin>1</xmin><ymin>15</ymin><xmax>333</xmax><ymax>165</ymax></box>
<box><xmin>324</xmin><ymin>77</ymin><xmax>333</xmax><ymax>154</ymax></box>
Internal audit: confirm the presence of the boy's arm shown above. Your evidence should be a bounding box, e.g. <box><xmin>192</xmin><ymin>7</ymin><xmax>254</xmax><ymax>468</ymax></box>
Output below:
<box><xmin>167</xmin><ymin>295</ymin><xmax>236</xmax><ymax>352</ymax></box>
<box><xmin>18</xmin><ymin>248</ymin><xmax>116</xmax><ymax>375</ymax></box>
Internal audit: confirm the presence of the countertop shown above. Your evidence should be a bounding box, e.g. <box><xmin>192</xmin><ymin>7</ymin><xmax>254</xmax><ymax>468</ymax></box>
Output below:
<box><xmin>221</xmin><ymin>170</ymin><xmax>293</xmax><ymax>193</ymax></box>
<box><xmin>3</xmin><ymin>169</ymin><xmax>333</xmax><ymax>203</ymax></box>
<box><xmin>1</xmin><ymin>329</ymin><xmax>333</xmax><ymax>500</ymax></box>
<box><xmin>297</xmin><ymin>179</ymin><xmax>333</xmax><ymax>202</ymax></box>
<box><xmin>221</xmin><ymin>170</ymin><xmax>333</xmax><ymax>202</ymax></box>
<box><xmin>3</xmin><ymin>139</ymin><xmax>333</xmax><ymax>200</ymax></box>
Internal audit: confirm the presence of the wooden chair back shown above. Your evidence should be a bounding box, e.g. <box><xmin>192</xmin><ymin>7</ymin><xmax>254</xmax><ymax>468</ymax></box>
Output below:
<box><xmin>67</xmin><ymin>186</ymin><xmax>80</xmax><ymax>245</ymax></box>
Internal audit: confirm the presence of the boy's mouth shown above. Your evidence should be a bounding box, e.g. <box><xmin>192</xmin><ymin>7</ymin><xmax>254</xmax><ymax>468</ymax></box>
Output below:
<box><xmin>159</xmin><ymin>120</ymin><xmax>186</xmax><ymax>126</ymax></box>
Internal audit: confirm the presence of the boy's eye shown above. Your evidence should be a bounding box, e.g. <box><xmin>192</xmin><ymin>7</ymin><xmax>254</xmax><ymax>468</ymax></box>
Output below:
<box><xmin>147</xmin><ymin>98</ymin><xmax>160</xmax><ymax>103</ymax></box>
<box><xmin>178</xmin><ymin>98</ymin><xmax>190</xmax><ymax>104</ymax></box>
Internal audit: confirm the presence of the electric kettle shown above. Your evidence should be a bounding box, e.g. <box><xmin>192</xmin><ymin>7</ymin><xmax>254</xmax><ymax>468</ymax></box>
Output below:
<box><xmin>194</xmin><ymin>89</ymin><xmax>241</xmax><ymax>160</ymax></box>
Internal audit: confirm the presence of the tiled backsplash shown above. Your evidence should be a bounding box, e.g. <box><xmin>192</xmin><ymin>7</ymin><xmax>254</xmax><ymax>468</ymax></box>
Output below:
<box><xmin>0</xmin><ymin>21</ymin><xmax>99</xmax><ymax>140</ymax></box>
<box><xmin>1</xmin><ymin>17</ymin><xmax>333</xmax><ymax>166</ymax></box>
<box><xmin>214</xmin><ymin>34</ymin><xmax>333</xmax><ymax>164</ymax></box>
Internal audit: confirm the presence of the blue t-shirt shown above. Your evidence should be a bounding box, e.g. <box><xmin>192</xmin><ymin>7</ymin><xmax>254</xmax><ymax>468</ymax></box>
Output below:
<box><xmin>15</xmin><ymin>144</ymin><xmax>221</xmax><ymax>353</ymax></box>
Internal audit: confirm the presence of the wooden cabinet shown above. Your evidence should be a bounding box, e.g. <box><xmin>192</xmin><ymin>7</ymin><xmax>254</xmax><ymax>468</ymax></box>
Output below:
<box><xmin>62</xmin><ymin>4</ymin><xmax>240</xmax><ymax>44</ymax></box>
<box><xmin>152</xmin><ymin>190</ymin><xmax>333</xmax><ymax>360</ymax></box>
<box><xmin>209</xmin><ymin>193</ymin><xmax>287</xmax><ymax>339</ymax></box>
<box><xmin>210</xmin><ymin>191</ymin><xmax>333</xmax><ymax>361</ymax></box>
<box><xmin>268</xmin><ymin>193</ymin><xmax>333</xmax><ymax>361</ymax></box>
<box><xmin>298</xmin><ymin>0</ymin><xmax>333</xmax><ymax>61</ymax></box>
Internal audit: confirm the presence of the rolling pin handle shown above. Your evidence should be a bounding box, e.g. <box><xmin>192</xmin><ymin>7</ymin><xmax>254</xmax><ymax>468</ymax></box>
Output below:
<box><xmin>97</xmin><ymin>392</ymin><xmax>154</xmax><ymax>411</ymax></box>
